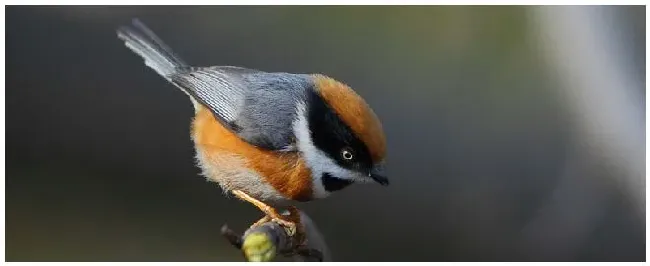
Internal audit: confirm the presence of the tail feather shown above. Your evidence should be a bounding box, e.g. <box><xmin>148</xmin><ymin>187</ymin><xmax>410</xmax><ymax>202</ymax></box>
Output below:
<box><xmin>117</xmin><ymin>18</ymin><xmax>201</xmax><ymax>111</ymax></box>
<box><xmin>116</xmin><ymin>18</ymin><xmax>188</xmax><ymax>78</ymax></box>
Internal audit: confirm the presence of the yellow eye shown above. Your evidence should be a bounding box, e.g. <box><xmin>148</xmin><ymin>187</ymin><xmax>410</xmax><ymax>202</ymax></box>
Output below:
<box><xmin>341</xmin><ymin>148</ymin><xmax>354</xmax><ymax>160</ymax></box>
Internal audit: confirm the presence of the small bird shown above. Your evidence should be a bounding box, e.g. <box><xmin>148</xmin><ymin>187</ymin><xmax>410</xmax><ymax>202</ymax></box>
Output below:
<box><xmin>116</xmin><ymin>19</ymin><xmax>388</xmax><ymax>241</ymax></box>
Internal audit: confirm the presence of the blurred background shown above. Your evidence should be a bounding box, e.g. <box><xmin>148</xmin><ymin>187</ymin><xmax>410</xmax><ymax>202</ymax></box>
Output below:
<box><xmin>5</xmin><ymin>5</ymin><xmax>645</xmax><ymax>262</ymax></box>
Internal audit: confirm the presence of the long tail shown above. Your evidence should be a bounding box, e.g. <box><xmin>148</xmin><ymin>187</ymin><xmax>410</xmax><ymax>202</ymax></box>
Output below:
<box><xmin>116</xmin><ymin>18</ymin><xmax>188</xmax><ymax>78</ymax></box>
<box><xmin>117</xmin><ymin>19</ymin><xmax>201</xmax><ymax>110</ymax></box>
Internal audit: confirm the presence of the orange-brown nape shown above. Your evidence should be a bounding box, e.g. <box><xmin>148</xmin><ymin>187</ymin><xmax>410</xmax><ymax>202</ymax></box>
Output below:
<box><xmin>312</xmin><ymin>74</ymin><xmax>387</xmax><ymax>163</ymax></box>
<box><xmin>191</xmin><ymin>105</ymin><xmax>313</xmax><ymax>202</ymax></box>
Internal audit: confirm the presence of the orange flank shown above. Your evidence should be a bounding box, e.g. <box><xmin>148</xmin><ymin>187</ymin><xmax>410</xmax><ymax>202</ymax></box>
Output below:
<box><xmin>191</xmin><ymin>106</ymin><xmax>313</xmax><ymax>202</ymax></box>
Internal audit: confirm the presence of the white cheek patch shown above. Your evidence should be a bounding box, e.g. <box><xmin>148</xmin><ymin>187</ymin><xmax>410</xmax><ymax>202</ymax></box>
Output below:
<box><xmin>293</xmin><ymin>102</ymin><xmax>363</xmax><ymax>199</ymax></box>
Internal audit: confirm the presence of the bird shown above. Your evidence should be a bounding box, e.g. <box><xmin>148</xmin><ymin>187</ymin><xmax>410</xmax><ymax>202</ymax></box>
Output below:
<box><xmin>116</xmin><ymin>18</ymin><xmax>388</xmax><ymax>244</ymax></box>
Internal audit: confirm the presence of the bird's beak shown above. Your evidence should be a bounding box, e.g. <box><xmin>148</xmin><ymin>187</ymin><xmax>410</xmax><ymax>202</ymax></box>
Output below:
<box><xmin>369</xmin><ymin>167</ymin><xmax>389</xmax><ymax>186</ymax></box>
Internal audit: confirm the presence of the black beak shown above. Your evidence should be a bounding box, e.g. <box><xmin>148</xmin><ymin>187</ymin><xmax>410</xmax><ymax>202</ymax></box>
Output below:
<box><xmin>369</xmin><ymin>170</ymin><xmax>389</xmax><ymax>186</ymax></box>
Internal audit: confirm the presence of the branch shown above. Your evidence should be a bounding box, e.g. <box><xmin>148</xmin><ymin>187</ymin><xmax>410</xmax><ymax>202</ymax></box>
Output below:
<box><xmin>221</xmin><ymin>210</ymin><xmax>332</xmax><ymax>262</ymax></box>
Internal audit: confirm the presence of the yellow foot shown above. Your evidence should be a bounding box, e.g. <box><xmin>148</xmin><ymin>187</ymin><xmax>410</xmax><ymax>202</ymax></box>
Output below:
<box><xmin>249</xmin><ymin>214</ymin><xmax>297</xmax><ymax>238</ymax></box>
<box><xmin>232</xmin><ymin>190</ymin><xmax>300</xmax><ymax>237</ymax></box>
<box><xmin>271</xmin><ymin>216</ymin><xmax>297</xmax><ymax>237</ymax></box>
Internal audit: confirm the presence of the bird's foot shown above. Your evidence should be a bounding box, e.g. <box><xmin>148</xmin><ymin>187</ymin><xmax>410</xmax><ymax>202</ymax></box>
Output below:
<box><xmin>240</xmin><ymin>209</ymin><xmax>304</xmax><ymax>262</ymax></box>
<box><xmin>270</xmin><ymin>216</ymin><xmax>298</xmax><ymax>237</ymax></box>
<box><xmin>249</xmin><ymin>212</ymin><xmax>299</xmax><ymax>240</ymax></box>
<box><xmin>231</xmin><ymin>190</ymin><xmax>303</xmax><ymax>239</ymax></box>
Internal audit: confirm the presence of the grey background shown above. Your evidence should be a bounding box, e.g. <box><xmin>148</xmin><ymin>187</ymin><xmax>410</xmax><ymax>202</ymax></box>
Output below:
<box><xmin>5</xmin><ymin>6</ymin><xmax>645</xmax><ymax>261</ymax></box>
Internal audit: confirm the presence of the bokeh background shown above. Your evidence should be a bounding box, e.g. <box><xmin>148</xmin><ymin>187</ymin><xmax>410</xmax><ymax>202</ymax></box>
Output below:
<box><xmin>5</xmin><ymin>5</ymin><xmax>646</xmax><ymax>261</ymax></box>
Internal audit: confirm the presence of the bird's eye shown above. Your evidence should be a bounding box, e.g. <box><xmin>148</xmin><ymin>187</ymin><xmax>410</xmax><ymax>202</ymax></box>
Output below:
<box><xmin>341</xmin><ymin>148</ymin><xmax>354</xmax><ymax>160</ymax></box>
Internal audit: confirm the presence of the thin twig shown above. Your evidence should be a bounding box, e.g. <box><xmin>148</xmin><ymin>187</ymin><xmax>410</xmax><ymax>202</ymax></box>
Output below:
<box><xmin>221</xmin><ymin>210</ymin><xmax>331</xmax><ymax>262</ymax></box>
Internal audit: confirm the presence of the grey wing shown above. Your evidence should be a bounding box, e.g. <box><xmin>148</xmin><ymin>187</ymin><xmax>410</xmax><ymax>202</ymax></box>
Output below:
<box><xmin>170</xmin><ymin>67</ymin><xmax>309</xmax><ymax>151</ymax></box>
<box><xmin>171</xmin><ymin>66</ymin><xmax>252</xmax><ymax>126</ymax></box>
<box><xmin>116</xmin><ymin>20</ymin><xmax>301</xmax><ymax>150</ymax></box>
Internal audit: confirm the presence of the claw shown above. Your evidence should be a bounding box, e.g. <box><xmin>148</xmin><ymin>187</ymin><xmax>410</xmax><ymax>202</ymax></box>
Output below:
<box><xmin>272</xmin><ymin>218</ymin><xmax>297</xmax><ymax>237</ymax></box>
<box><xmin>231</xmin><ymin>190</ymin><xmax>305</xmax><ymax>247</ymax></box>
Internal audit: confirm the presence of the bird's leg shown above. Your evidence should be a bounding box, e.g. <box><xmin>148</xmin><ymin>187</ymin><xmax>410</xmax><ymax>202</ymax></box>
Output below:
<box><xmin>250</xmin><ymin>215</ymin><xmax>271</xmax><ymax>228</ymax></box>
<box><xmin>231</xmin><ymin>190</ymin><xmax>298</xmax><ymax>237</ymax></box>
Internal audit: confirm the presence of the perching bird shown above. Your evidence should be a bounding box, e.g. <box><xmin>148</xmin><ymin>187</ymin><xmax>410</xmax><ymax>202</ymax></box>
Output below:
<box><xmin>116</xmin><ymin>19</ymin><xmax>388</xmax><ymax>242</ymax></box>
